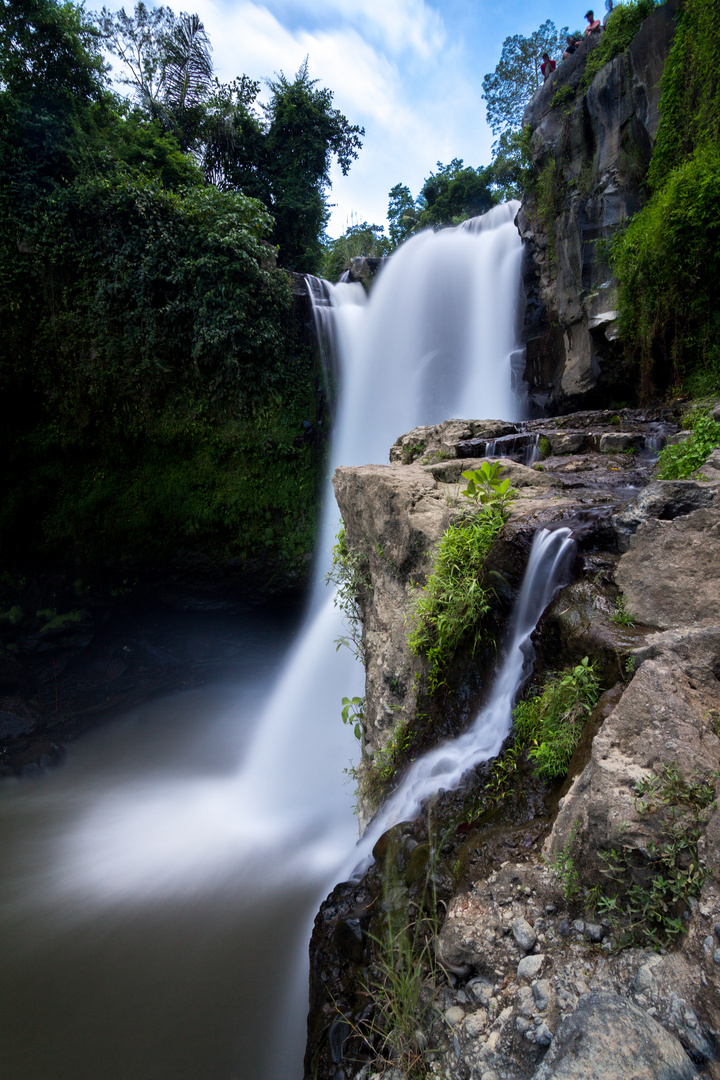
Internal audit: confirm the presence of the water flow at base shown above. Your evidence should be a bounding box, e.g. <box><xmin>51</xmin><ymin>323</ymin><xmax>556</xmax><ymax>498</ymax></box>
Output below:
<box><xmin>0</xmin><ymin>203</ymin><xmax>565</xmax><ymax>1080</ymax></box>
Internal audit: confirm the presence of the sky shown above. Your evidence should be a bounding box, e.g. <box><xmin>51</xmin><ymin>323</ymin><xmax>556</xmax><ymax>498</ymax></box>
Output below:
<box><xmin>86</xmin><ymin>0</ymin><xmax>590</xmax><ymax>236</ymax></box>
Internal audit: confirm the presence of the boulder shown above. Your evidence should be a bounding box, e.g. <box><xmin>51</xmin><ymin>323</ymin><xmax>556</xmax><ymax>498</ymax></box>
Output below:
<box><xmin>531</xmin><ymin>993</ymin><xmax>695</xmax><ymax>1080</ymax></box>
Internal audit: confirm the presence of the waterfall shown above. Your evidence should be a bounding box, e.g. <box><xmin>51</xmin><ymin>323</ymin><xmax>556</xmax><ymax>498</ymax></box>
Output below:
<box><xmin>349</xmin><ymin>526</ymin><xmax>575</xmax><ymax>874</ymax></box>
<box><xmin>0</xmin><ymin>203</ymin><xmax>549</xmax><ymax>1080</ymax></box>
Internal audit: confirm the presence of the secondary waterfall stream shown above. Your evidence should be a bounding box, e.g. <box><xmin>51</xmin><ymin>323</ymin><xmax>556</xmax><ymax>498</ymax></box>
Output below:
<box><xmin>0</xmin><ymin>202</ymin><xmax>570</xmax><ymax>1080</ymax></box>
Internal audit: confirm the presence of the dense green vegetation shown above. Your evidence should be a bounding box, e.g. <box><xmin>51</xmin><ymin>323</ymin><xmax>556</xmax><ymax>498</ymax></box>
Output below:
<box><xmin>655</xmin><ymin>409</ymin><xmax>720</xmax><ymax>479</ymax></box>
<box><xmin>612</xmin><ymin>0</ymin><xmax>720</xmax><ymax>396</ymax></box>
<box><xmin>580</xmin><ymin>0</ymin><xmax>658</xmax><ymax>89</ymax></box>
<box><xmin>0</xmin><ymin>0</ymin><xmax>364</xmax><ymax>588</ymax></box>
<box><xmin>513</xmin><ymin>657</ymin><xmax>600</xmax><ymax>779</ymax></box>
<box><xmin>408</xmin><ymin>465</ymin><xmax>516</xmax><ymax>693</ymax></box>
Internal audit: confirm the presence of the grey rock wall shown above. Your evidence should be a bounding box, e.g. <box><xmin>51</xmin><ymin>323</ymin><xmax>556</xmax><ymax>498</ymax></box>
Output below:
<box><xmin>517</xmin><ymin>0</ymin><xmax>680</xmax><ymax>413</ymax></box>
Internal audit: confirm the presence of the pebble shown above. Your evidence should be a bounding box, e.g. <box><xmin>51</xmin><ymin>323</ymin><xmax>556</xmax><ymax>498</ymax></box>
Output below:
<box><xmin>517</xmin><ymin>986</ymin><xmax>535</xmax><ymax>1017</ymax></box>
<box><xmin>535</xmin><ymin>1021</ymin><xmax>553</xmax><ymax>1047</ymax></box>
<box><xmin>633</xmin><ymin>965</ymin><xmax>655</xmax><ymax>994</ymax></box>
<box><xmin>512</xmin><ymin>917</ymin><xmax>537</xmax><ymax>952</ymax></box>
<box><xmin>516</xmin><ymin>1015</ymin><xmax>533</xmax><ymax>1035</ymax></box>
<box><xmin>467</xmin><ymin>976</ymin><xmax>494</xmax><ymax>1006</ymax></box>
<box><xmin>715</xmin><ymin>923</ymin><xmax>720</xmax><ymax>943</ymax></box>
<box><xmin>518</xmin><ymin>954</ymin><xmax>545</xmax><ymax>981</ymax></box>
<box><xmin>464</xmin><ymin>1009</ymin><xmax>488</xmax><ymax>1037</ymax></box>
<box><xmin>558</xmin><ymin>918</ymin><xmax>572</xmax><ymax>938</ymax></box>
<box><xmin>532</xmin><ymin>979</ymin><xmax>551</xmax><ymax>1012</ymax></box>
<box><xmin>572</xmin><ymin>919</ymin><xmax>585</xmax><ymax>934</ymax></box>
<box><xmin>445</xmin><ymin>1006</ymin><xmax>465</xmax><ymax>1026</ymax></box>
<box><xmin>714</xmin><ymin>950</ymin><xmax>720</xmax><ymax>966</ymax></box>
<box><xmin>584</xmin><ymin>922</ymin><xmax>605</xmax><ymax>943</ymax></box>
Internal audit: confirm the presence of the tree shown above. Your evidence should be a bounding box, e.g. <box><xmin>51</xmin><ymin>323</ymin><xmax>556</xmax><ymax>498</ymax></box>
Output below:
<box><xmin>387</xmin><ymin>183</ymin><xmax>418</xmax><ymax>247</ymax></box>
<box><xmin>482</xmin><ymin>20</ymin><xmax>568</xmax><ymax>135</ymax></box>
<box><xmin>322</xmin><ymin>221</ymin><xmax>390</xmax><ymax>282</ymax></box>
<box><xmin>416</xmin><ymin>159</ymin><xmax>496</xmax><ymax>229</ymax></box>
<box><xmin>386</xmin><ymin>160</ymin><xmax>498</xmax><ymax>247</ymax></box>
<box><xmin>95</xmin><ymin>2</ymin><xmax>173</xmax><ymax>105</ymax></box>
<box><xmin>96</xmin><ymin>4</ymin><xmax>213</xmax><ymax>149</ymax></box>
<box><xmin>261</xmin><ymin>59</ymin><xmax>364</xmax><ymax>273</ymax></box>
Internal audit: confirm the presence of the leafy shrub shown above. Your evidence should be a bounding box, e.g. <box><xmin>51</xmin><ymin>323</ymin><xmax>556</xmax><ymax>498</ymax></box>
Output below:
<box><xmin>655</xmin><ymin>409</ymin><xmax>720</xmax><ymax>479</ymax></box>
<box><xmin>513</xmin><ymin>657</ymin><xmax>601</xmax><ymax>779</ymax></box>
<box><xmin>595</xmin><ymin>764</ymin><xmax>718</xmax><ymax>946</ymax></box>
<box><xmin>408</xmin><ymin>507</ymin><xmax>505</xmax><ymax>693</ymax></box>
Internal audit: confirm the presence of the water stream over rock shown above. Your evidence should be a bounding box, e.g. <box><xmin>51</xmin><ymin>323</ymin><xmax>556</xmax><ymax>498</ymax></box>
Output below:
<box><xmin>0</xmin><ymin>204</ymin><xmax>544</xmax><ymax>1080</ymax></box>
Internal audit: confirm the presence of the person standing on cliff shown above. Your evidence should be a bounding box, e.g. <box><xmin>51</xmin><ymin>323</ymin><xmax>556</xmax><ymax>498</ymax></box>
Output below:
<box><xmin>603</xmin><ymin>0</ymin><xmax>615</xmax><ymax>25</ymax></box>
<box><xmin>541</xmin><ymin>53</ymin><xmax>557</xmax><ymax>80</ymax></box>
<box><xmin>584</xmin><ymin>9</ymin><xmax>602</xmax><ymax>34</ymax></box>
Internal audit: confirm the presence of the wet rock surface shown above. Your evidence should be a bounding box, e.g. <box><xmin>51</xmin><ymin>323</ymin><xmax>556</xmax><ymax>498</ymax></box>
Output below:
<box><xmin>308</xmin><ymin>410</ymin><xmax>720</xmax><ymax>1080</ymax></box>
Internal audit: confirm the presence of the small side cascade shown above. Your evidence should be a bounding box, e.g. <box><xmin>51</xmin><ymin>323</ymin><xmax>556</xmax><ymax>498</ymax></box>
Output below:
<box><xmin>348</xmin><ymin>525</ymin><xmax>576</xmax><ymax>876</ymax></box>
<box><xmin>304</xmin><ymin>274</ymin><xmax>342</xmax><ymax>414</ymax></box>
<box><xmin>456</xmin><ymin>430</ymin><xmax>540</xmax><ymax>465</ymax></box>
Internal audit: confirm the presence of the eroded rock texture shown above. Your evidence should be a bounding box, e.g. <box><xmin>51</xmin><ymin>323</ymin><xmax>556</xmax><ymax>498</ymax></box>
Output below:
<box><xmin>307</xmin><ymin>414</ymin><xmax>720</xmax><ymax>1080</ymax></box>
<box><xmin>517</xmin><ymin>0</ymin><xmax>680</xmax><ymax>412</ymax></box>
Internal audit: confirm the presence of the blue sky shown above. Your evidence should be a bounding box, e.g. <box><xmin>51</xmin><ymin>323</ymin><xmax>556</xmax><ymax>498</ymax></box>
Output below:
<box><xmin>87</xmin><ymin>0</ymin><xmax>589</xmax><ymax>235</ymax></box>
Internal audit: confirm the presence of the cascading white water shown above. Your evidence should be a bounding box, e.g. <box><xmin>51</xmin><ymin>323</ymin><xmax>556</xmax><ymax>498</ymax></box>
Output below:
<box><xmin>0</xmin><ymin>202</ymin><xmax>552</xmax><ymax>1080</ymax></box>
<box><xmin>349</xmin><ymin>526</ymin><xmax>575</xmax><ymax>874</ymax></box>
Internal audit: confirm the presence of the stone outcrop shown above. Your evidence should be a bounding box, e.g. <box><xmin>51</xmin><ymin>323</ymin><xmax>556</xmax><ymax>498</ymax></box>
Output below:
<box><xmin>517</xmin><ymin>0</ymin><xmax>680</xmax><ymax>413</ymax></box>
<box><xmin>307</xmin><ymin>409</ymin><xmax>720</xmax><ymax>1080</ymax></box>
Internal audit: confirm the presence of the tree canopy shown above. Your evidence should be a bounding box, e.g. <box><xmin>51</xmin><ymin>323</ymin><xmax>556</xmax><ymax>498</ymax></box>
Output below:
<box><xmin>482</xmin><ymin>20</ymin><xmax>568</xmax><ymax>135</ymax></box>
<box><xmin>0</xmin><ymin>0</ymin><xmax>352</xmax><ymax>575</ymax></box>
<box><xmin>94</xmin><ymin>7</ymin><xmax>364</xmax><ymax>272</ymax></box>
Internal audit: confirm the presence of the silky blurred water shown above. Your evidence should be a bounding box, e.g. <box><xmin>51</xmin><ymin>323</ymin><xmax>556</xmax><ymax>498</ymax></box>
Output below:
<box><xmin>0</xmin><ymin>205</ymin><xmax>529</xmax><ymax>1079</ymax></box>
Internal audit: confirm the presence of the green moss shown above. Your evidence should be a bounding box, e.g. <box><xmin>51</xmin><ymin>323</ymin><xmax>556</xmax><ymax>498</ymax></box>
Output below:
<box><xmin>536</xmin><ymin>158</ymin><xmax>559</xmax><ymax>266</ymax></box>
<box><xmin>538</xmin><ymin>434</ymin><xmax>552</xmax><ymax>460</ymax></box>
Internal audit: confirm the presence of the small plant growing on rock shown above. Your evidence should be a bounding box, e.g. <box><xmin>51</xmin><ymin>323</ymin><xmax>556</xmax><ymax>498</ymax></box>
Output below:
<box><xmin>341</xmin><ymin>696</ymin><xmax>364</xmax><ymax>740</ymax></box>
<box><xmin>513</xmin><ymin>657</ymin><xmax>601</xmax><ymax>780</ymax></box>
<box><xmin>612</xmin><ymin>594</ymin><xmax>635</xmax><ymax>626</ymax></box>
<box><xmin>547</xmin><ymin>825</ymin><xmax>581</xmax><ymax>901</ymax></box>
<box><xmin>325</xmin><ymin>526</ymin><xmax>372</xmax><ymax>661</ymax></box>
<box><xmin>596</xmin><ymin>764</ymin><xmax>719</xmax><ymax>947</ymax></box>
<box><xmin>460</xmin><ymin>461</ymin><xmax>518</xmax><ymax>513</ymax></box>
<box><xmin>655</xmin><ymin>409</ymin><xmax>720</xmax><ymax>480</ymax></box>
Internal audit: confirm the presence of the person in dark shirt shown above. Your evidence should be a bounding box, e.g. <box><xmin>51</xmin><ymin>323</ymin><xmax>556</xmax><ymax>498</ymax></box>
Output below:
<box><xmin>603</xmin><ymin>0</ymin><xmax>615</xmax><ymax>26</ymax></box>
<box><xmin>541</xmin><ymin>52</ymin><xmax>557</xmax><ymax>80</ymax></box>
<box><xmin>562</xmin><ymin>34</ymin><xmax>581</xmax><ymax>60</ymax></box>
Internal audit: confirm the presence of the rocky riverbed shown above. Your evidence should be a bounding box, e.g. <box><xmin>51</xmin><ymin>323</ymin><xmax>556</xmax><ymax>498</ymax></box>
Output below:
<box><xmin>306</xmin><ymin>407</ymin><xmax>720</xmax><ymax>1080</ymax></box>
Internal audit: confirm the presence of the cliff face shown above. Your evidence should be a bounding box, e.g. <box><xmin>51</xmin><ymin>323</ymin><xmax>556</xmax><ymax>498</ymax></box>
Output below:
<box><xmin>306</xmin><ymin>410</ymin><xmax>720</xmax><ymax>1080</ymax></box>
<box><xmin>518</xmin><ymin>1</ymin><xmax>679</xmax><ymax>413</ymax></box>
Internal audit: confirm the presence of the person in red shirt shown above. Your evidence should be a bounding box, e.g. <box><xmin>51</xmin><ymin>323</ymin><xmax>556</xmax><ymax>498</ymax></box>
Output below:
<box><xmin>584</xmin><ymin>9</ymin><xmax>602</xmax><ymax>34</ymax></box>
<box><xmin>541</xmin><ymin>53</ymin><xmax>557</xmax><ymax>80</ymax></box>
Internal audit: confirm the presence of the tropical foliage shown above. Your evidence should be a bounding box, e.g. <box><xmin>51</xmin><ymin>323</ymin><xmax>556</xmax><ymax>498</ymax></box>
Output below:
<box><xmin>0</xmin><ymin>0</ymin><xmax>363</xmax><ymax>576</ymax></box>
<box><xmin>612</xmin><ymin>0</ymin><xmax>720</xmax><ymax>396</ymax></box>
